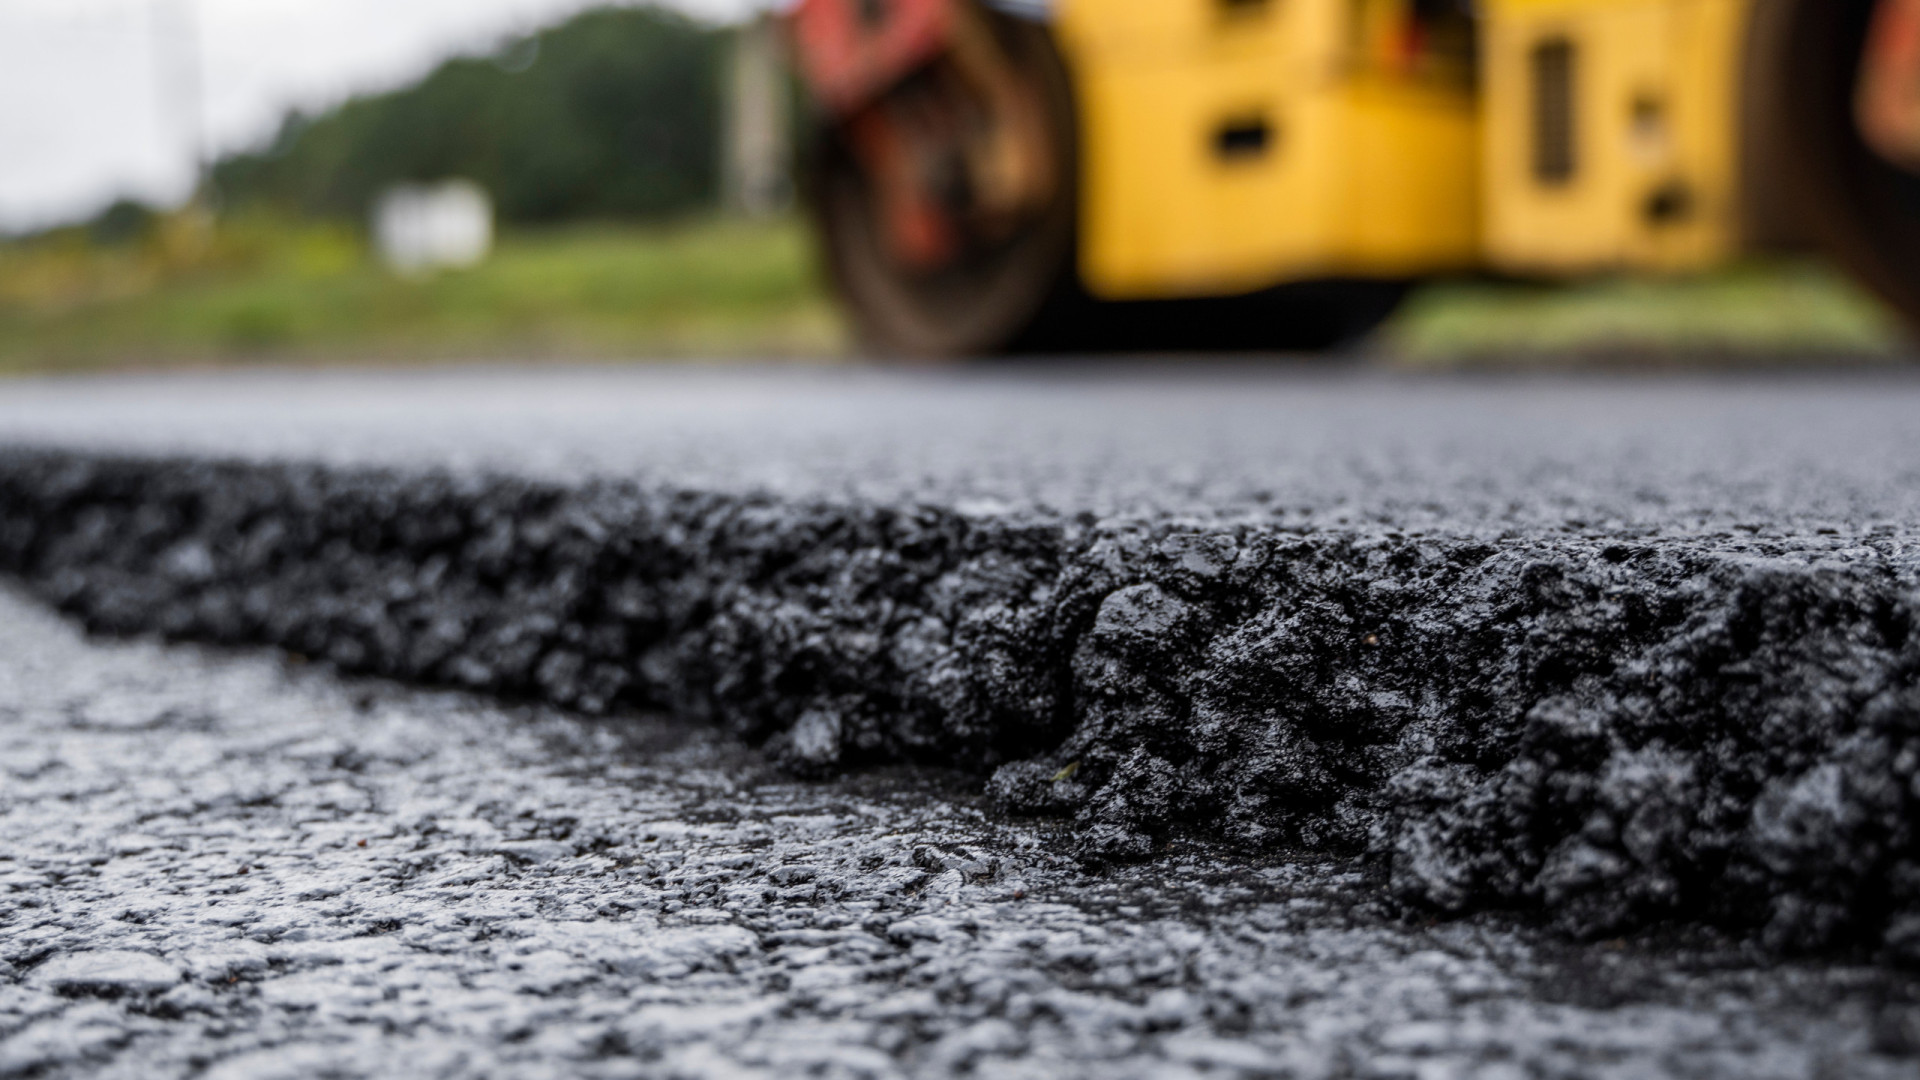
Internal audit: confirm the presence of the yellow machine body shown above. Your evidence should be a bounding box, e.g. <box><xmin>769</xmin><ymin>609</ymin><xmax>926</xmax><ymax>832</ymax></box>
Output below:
<box><xmin>1051</xmin><ymin>0</ymin><xmax>1759</xmax><ymax>300</ymax></box>
<box><xmin>1481</xmin><ymin>0</ymin><xmax>1750</xmax><ymax>273</ymax></box>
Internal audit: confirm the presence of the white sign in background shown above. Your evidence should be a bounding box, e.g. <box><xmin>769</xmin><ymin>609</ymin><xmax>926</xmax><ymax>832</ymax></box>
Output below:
<box><xmin>374</xmin><ymin>180</ymin><xmax>494</xmax><ymax>273</ymax></box>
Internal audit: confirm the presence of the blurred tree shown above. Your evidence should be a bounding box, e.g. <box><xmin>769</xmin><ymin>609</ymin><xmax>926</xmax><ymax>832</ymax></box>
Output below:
<box><xmin>88</xmin><ymin>200</ymin><xmax>160</xmax><ymax>247</ymax></box>
<box><xmin>212</xmin><ymin>6</ymin><xmax>724</xmax><ymax>224</ymax></box>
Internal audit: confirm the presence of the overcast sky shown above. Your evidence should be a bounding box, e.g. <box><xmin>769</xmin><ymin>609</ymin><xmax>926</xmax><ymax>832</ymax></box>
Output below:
<box><xmin>0</xmin><ymin>0</ymin><xmax>762</xmax><ymax>232</ymax></box>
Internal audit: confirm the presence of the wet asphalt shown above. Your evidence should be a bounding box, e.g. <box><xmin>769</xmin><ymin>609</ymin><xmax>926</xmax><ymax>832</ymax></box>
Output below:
<box><xmin>7</xmin><ymin>364</ymin><xmax>1920</xmax><ymax>1077</ymax></box>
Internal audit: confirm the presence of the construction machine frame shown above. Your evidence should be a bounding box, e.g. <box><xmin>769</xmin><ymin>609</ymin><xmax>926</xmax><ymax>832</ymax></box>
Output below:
<box><xmin>791</xmin><ymin>0</ymin><xmax>1920</xmax><ymax>355</ymax></box>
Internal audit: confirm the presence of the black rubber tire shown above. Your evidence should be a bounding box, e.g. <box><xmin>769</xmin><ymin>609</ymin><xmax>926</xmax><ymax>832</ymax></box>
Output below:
<box><xmin>1748</xmin><ymin>0</ymin><xmax>1920</xmax><ymax>333</ymax></box>
<box><xmin>809</xmin><ymin>11</ymin><xmax>1079</xmax><ymax>359</ymax></box>
<box><xmin>806</xmin><ymin>11</ymin><xmax>1408</xmax><ymax>358</ymax></box>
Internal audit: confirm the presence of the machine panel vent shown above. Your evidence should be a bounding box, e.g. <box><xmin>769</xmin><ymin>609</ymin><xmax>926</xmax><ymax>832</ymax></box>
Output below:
<box><xmin>1215</xmin><ymin>115</ymin><xmax>1275</xmax><ymax>160</ymax></box>
<box><xmin>1531</xmin><ymin>38</ymin><xmax>1577</xmax><ymax>185</ymax></box>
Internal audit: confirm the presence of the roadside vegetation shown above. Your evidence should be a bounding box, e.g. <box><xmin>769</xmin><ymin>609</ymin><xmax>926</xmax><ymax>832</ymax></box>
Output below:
<box><xmin>1384</xmin><ymin>260</ymin><xmax>1907</xmax><ymax>367</ymax></box>
<box><xmin>0</xmin><ymin>214</ymin><xmax>841</xmax><ymax>371</ymax></box>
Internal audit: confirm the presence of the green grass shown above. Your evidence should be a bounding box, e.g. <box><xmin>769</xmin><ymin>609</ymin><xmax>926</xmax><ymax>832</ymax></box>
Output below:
<box><xmin>1381</xmin><ymin>260</ymin><xmax>1909</xmax><ymax>367</ymax></box>
<box><xmin>0</xmin><ymin>213</ymin><xmax>1908</xmax><ymax>370</ymax></box>
<box><xmin>0</xmin><ymin>215</ymin><xmax>844</xmax><ymax>372</ymax></box>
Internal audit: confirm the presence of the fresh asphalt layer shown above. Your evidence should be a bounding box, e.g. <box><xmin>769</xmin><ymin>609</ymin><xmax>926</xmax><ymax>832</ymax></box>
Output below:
<box><xmin>6</xmin><ymin>364</ymin><xmax>1920</xmax><ymax>1076</ymax></box>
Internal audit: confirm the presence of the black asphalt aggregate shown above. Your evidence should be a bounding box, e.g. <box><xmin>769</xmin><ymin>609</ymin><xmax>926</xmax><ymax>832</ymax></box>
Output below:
<box><xmin>6</xmin><ymin>364</ymin><xmax>1920</xmax><ymax>1075</ymax></box>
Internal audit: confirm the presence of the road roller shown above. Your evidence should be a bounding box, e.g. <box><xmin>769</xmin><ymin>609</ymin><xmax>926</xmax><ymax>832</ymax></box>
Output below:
<box><xmin>786</xmin><ymin>0</ymin><xmax>1920</xmax><ymax>356</ymax></box>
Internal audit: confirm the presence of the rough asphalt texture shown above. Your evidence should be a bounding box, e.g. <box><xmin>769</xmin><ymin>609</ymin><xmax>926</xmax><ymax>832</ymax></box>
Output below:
<box><xmin>5</xmin><ymin>367</ymin><xmax>1920</xmax><ymax>968</ymax></box>
<box><xmin>5</xmin><ymin>586</ymin><xmax>1920</xmax><ymax>1079</ymax></box>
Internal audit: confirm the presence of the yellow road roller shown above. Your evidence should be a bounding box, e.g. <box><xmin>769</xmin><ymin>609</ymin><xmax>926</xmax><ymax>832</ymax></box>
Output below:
<box><xmin>787</xmin><ymin>0</ymin><xmax>1920</xmax><ymax>355</ymax></box>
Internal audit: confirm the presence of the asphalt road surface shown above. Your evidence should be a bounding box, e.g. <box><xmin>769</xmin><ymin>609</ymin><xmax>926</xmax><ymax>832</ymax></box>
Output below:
<box><xmin>6</xmin><ymin>365</ymin><xmax>1920</xmax><ymax>1078</ymax></box>
<box><xmin>1</xmin><ymin>365</ymin><xmax>1918</xmax><ymax>531</ymax></box>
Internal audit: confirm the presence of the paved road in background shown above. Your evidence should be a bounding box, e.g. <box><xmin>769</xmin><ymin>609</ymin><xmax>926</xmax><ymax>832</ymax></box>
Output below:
<box><xmin>6</xmin><ymin>365</ymin><xmax>1920</xmax><ymax>1078</ymax></box>
<box><xmin>3</xmin><ymin>364</ymin><xmax>1920</xmax><ymax>534</ymax></box>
